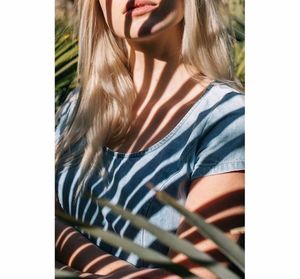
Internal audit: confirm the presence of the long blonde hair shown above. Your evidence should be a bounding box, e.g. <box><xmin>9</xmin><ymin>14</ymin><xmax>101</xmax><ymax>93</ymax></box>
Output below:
<box><xmin>56</xmin><ymin>0</ymin><xmax>239</xmax><ymax>195</ymax></box>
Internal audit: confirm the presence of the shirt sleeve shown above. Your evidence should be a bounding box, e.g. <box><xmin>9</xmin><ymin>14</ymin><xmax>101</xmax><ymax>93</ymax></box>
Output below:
<box><xmin>191</xmin><ymin>92</ymin><xmax>245</xmax><ymax>180</ymax></box>
<box><xmin>55</xmin><ymin>88</ymin><xmax>80</xmax><ymax>143</ymax></box>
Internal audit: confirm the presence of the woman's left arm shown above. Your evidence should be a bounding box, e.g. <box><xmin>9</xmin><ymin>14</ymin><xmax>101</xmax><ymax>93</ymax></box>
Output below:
<box><xmin>168</xmin><ymin>171</ymin><xmax>245</xmax><ymax>279</ymax></box>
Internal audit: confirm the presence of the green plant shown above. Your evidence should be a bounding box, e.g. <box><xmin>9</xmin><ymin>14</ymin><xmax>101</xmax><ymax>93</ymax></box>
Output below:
<box><xmin>56</xmin><ymin>189</ymin><xmax>244</xmax><ymax>279</ymax></box>
<box><xmin>55</xmin><ymin>269</ymin><xmax>79</xmax><ymax>278</ymax></box>
<box><xmin>228</xmin><ymin>0</ymin><xmax>245</xmax><ymax>85</ymax></box>
<box><xmin>55</xmin><ymin>20</ymin><xmax>78</xmax><ymax>110</ymax></box>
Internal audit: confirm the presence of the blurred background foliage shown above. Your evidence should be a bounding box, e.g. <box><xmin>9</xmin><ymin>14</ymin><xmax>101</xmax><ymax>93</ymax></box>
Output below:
<box><xmin>55</xmin><ymin>0</ymin><xmax>245</xmax><ymax>109</ymax></box>
<box><xmin>226</xmin><ymin>0</ymin><xmax>245</xmax><ymax>87</ymax></box>
<box><xmin>55</xmin><ymin>0</ymin><xmax>78</xmax><ymax>108</ymax></box>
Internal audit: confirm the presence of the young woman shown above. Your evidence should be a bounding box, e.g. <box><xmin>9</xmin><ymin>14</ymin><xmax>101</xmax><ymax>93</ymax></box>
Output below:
<box><xmin>55</xmin><ymin>0</ymin><xmax>245</xmax><ymax>278</ymax></box>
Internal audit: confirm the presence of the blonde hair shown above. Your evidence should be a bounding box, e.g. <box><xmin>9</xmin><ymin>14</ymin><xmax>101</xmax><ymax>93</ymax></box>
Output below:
<box><xmin>56</xmin><ymin>0</ymin><xmax>239</xmax><ymax>196</ymax></box>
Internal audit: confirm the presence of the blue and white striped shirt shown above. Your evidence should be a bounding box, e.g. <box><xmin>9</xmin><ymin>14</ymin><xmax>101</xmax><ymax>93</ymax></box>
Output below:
<box><xmin>55</xmin><ymin>82</ymin><xmax>245</xmax><ymax>267</ymax></box>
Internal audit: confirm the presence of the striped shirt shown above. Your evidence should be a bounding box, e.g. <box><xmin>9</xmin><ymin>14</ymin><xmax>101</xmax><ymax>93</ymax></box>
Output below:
<box><xmin>55</xmin><ymin>81</ymin><xmax>245</xmax><ymax>267</ymax></box>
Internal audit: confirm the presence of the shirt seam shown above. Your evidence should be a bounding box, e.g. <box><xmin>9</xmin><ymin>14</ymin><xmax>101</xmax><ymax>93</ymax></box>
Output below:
<box><xmin>191</xmin><ymin>160</ymin><xmax>245</xmax><ymax>179</ymax></box>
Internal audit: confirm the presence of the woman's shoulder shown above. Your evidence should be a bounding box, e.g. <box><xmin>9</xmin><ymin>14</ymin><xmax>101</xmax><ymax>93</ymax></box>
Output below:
<box><xmin>190</xmin><ymin>81</ymin><xmax>245</xmax><ymax>179</ymax></box>
<box><xmin>200</xmin><ymin>81</ymin><xmax>244</xmax><ymax>131</ymax></box>
<box><xmin>194</xmin><ymin>81</ymin><xmax>244</xmax><ymax>130</ymax></box>
<box><xmin>203</xmin><ymin>81</ymin><xmax>244</xmax><ymax>111</ymax></box>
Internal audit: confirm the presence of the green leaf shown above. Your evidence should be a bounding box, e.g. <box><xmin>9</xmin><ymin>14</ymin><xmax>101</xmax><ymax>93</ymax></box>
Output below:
<box><xmin>55</xmin><ymin>58</ymin><xmax>78</xmax><ymax>79</ymax></box>
<box><xmin>55</xmin><ymin>34</ymin><xmax>72</xmax><ymax>52</ymax></box>
<box><xmin>83</xmin><ymin>227</ymin><xmax>199</xmax><ymax>279</ymax></box>
<box><xmin>154</xmin><ymin>190</ymin><xmax>245</xmax><ymax>273</ymax></box>
<box><xmin>56</xmin><ymin>40</ymin><xmax>78</xmax><ymax>61</ymax></box>
<box><xmin>56</xmin><ymin>211</ymin><xmax>198</xmax><ymax>279</ymax></box>
<box><xmin>55</xmin><ymin>209</ymin><xmax>91</xmax><ymax>227</ymax></box>
<box><xmin>55</xmin><ymin>20</ymin><xmax>78</xmax><ymax>108</ymax></box>
<box><xmin>55</xmin><ymin>268</ymin><xmax>79</xmax><ymax>278</ymax></box>
<box><xmin>55</xmin><ymin>45</ymin><xmax>78</xmax><ymax>69</ymax></box>
<box><xmin>95</xmin><ymin>198</ymin><xmax>240</xmax><ymax>279</ymax></box>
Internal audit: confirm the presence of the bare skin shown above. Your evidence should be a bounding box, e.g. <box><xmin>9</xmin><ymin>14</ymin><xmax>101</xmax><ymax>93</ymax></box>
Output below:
<box><xmin>108</xmin><ymin>24</ymin><xmax>212</xmax><ymax>154</ymax></box>
<box><xmin>56</xmin><ymin>172</ymin><xmax>244</xmax><ymax>278</ymax></box>
<box><xmin>168</xmin><ymin>172</ymin><xmax>244</xmax><ymax>279</ymax></box>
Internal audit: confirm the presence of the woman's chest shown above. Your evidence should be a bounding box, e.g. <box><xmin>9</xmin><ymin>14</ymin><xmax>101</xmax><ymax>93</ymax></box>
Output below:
<box><xmin>55</xmin><ymin>137</ymin><xmax>199</xmax><ymax>265</ymax></box>
<box><xmin>56</xmin><ymin>146</ymin><xmax>194</xmax><ymax>222</ymax></box>
<box><xmin>106</xmin><ymin>91</ymin><xmax>204</xmax><ymax>154</ymax></box>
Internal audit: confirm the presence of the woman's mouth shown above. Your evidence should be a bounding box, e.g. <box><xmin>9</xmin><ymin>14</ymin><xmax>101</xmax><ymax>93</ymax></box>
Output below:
<box><xmin>123</xmin><ymin>0</ymin><xmax>158</xmax><ymax>17</ymax></box>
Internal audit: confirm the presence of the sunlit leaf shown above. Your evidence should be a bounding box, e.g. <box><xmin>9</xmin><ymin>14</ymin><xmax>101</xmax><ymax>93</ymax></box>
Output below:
<box><xmin>154</xmin><ymin>190</ymin><xmax>245</xmax><ymax>273</ymax></box>
<box><xmin>95</xmin><ymin>198</ymin><xmax>240</xmax><ymax>279</ymax></box>
<box><xmin>55</xmin><ymin>268</ymin><xmax>79</xmax><ymax>278</ymax></box>
<box><xmin>56</xmin><ymin>210</ymin><xmax>198</xmax><ymax>279</ymax></box>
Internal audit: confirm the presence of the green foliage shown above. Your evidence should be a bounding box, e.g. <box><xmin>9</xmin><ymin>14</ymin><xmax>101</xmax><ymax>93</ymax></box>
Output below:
<box><xmin>56</xmin><ymin>190</ymin><xmax>244</xmax><ymax>279</ymax></box>
<box><xmin>228</xmin><ymin>0</ymin><xmax>245</xmax><ymax>85</ymax></box>
<box><xmin>55</xmin><ymin>269</ymin><xmax>79</xmax><ymax>278</ymax></box>
<box><xmin>96</xmin><ymin>198</ymin><xmax>241</xmax><ymax>279</ymax></box>
<box><xmin>55</xmin><ymin>20</ymin><xmax>78</xmax><ymax>110</ymax></box>
<box><xmin>154</xmin><ymin>189</ymin><xmax>245</xmax><ymax>272</ymax></box>
<box><xmin>56</xmin><ymin>209</ymin><xmax>198</xmax><ymax>279</ymax></box>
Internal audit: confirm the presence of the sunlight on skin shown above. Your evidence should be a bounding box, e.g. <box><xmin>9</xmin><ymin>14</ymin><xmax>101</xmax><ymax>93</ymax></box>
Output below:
<box><xmin>99</xmin><ymin>0</ymin><xmax>184</xmax><ymax>39</ymax></box>
<box><xmin>205</xmin><ymin>206</ymin><xmax>245</xmax><ymax>224</ymax></box>
<box><xmin>167</xmin><ymin>172</ymin><xmax>244</xmax><ymax>278</ymax></box>
<box><xmin>55</xmin><ymin>220</ymin><xmax>181</xmax><ymax>278</ymax></box>
<box><xmin>104</xmin><ymin>19</ymin><xmax>213</xmax><ymax>154</ymax></box>
<box><xmin>82</xmin><ymin>255</ymin><xmax>110</xmax><ymax>272</ymax></box>
<box><xmin>60</xmin><ymin>231</ymin><xmax>77</xmax><ymax>251</ymax></box>
<box><xmin>176</xmin><ymin>207</ymin><xmax>244</xmax><ymax>248</ymax></box>
<box><xmin>178</xmin><ymin>208</ymin><xmax>243</xmax><ymax>241</ymax></box>
<box><xmin>92</xmin><ymin>259</ymin><xmax>135</xmax><ymax>276</ymax></box>
<box><xmin>56</xmin><ymin>219</ymin><xmax>139</xmax><ymax>276</ymax></box>
<box><xmin>57</xmin><ymin>256</ymin><xmax>149</xmax><ymax>279</ymax></box>
<box><xmin>100</xmin><ymin>1</ymin><xmax>213</xmax><ymax>155</ymax></box>
<box><xmin>108</xmin><ymin>60</ymin><xmax>212</xmax><ymax>153</ymax></box>
<box><xmin>68</xmin><ymin>243</ymin><xmax>94</xmax><ymax>266</ymax></box>
<box><xmin>55</xmin><ymin>174</ymin><xmax>244</xmax><ymax>278</ymax></box>
<box><xmin>55</xmin><ymin>226</ymin><xmax>72</xmax><ymax>248</ymax></box>
<box><xmin>127</xmin><ymin>90</ymin><xmax>197</xmax><ymax>151</ymax></box>
<box><xmin>189</xmin><ymin>174</ymin><xmax>244</xmax><ymax>209</ymax></box>
<box><xmin>138</xmin><ymin>80</ymin><xmax>211</xmax><ymax>151</ymax></box>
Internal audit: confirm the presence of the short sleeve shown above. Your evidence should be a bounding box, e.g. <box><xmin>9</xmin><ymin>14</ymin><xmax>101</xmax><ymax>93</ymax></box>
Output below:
<box><xmin>55</xmin><ymin>88</ymin><xmax>79</xmax><ymax>143</ymax></box>
<box><xmin>191</xmin><ymin>92</ymin><xmax>245</xmax><ymax>180</ymax></box>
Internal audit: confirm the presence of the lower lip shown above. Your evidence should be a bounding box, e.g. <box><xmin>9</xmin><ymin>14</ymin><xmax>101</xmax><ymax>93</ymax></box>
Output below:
<box><xmin>127</xmin><ymin>4</ymin><xmax>158</xmax><ymax>17</ymax></box>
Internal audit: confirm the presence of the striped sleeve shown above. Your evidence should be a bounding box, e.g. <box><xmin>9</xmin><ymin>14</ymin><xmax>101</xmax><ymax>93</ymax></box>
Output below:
<box><xmin>191</xmin><ymin>92</ymin><xmax>245</xmax><ymax>179</ymax></box>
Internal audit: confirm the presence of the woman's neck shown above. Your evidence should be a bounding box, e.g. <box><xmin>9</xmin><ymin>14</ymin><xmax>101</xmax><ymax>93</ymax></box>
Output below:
<box><xmin>125</xmin><ymin>23</ymin><xmax>188</xmax><ymax>97</ymax></box>
<box><xmin>109</xmin><ymin>23</ymin><xmax>212</xmax><ymax>152</ymax></box>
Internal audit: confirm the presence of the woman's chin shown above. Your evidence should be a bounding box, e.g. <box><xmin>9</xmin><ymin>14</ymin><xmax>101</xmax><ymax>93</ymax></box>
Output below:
<box><xmin>124</xmin><ymin>20</ymin><xmax>181</xmax><ymax>41</ymax></box>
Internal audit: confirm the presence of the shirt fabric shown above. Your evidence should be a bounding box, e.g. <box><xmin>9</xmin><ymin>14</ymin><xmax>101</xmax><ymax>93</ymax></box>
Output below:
<box><xmin>55</xmin><ymin>81</ymin><xmax>245</xmax><ymax>267</ymax></box>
